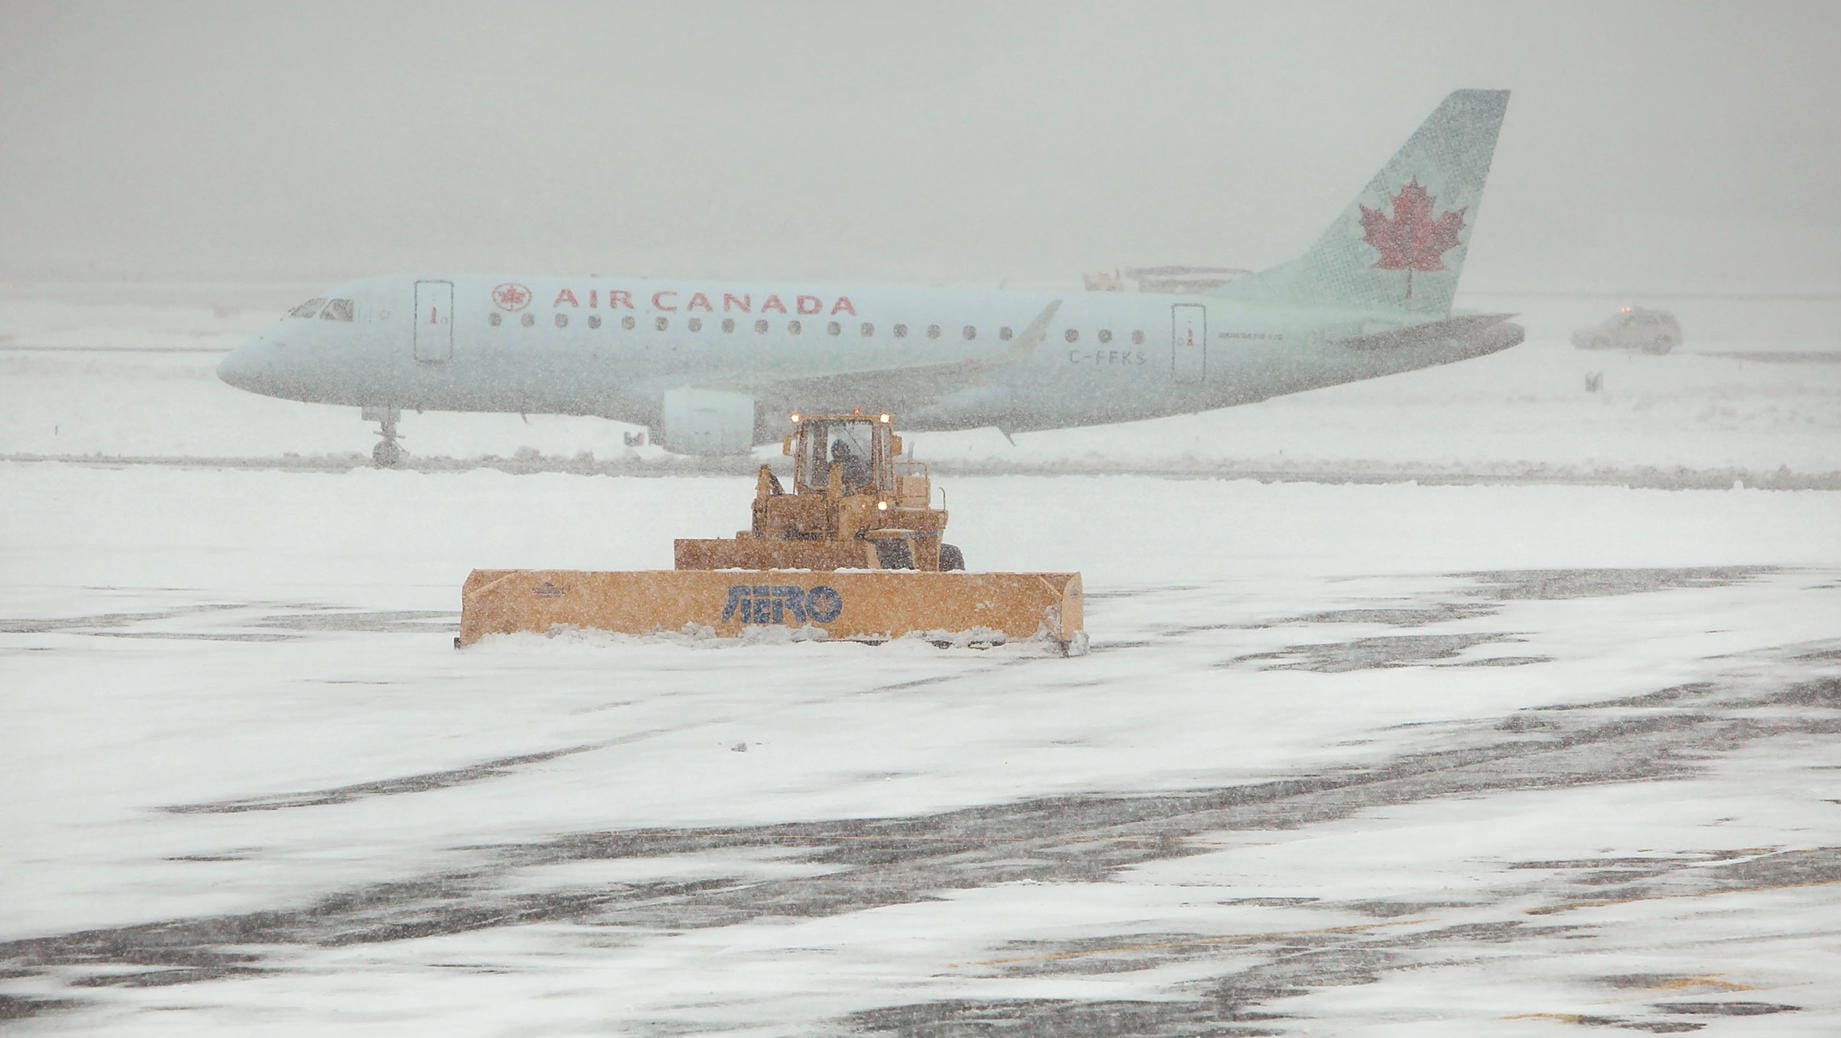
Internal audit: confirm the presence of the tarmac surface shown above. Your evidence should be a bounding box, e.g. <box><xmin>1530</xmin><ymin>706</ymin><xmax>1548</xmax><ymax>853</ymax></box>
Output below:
<box><xmin>4</xmin><ymin>564</ymin><xmax>1838</xmax><ymax>1034</ymax></box>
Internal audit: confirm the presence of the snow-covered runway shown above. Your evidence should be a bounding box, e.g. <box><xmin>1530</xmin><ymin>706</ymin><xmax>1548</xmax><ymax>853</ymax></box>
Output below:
<box><xmin>5</xmin><ymin>463</ymin><xmax>1839</xmax><ymax>1035</ymax></box>
<box><xmin>3</xmin><ymin>289</ymin><xmax>1840</xmax><ymax>1034</ymax></box>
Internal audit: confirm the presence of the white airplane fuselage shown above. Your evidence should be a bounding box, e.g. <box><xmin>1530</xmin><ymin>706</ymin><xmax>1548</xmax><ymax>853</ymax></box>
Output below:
<box><xmin>217</xmin><ymin>90</ymin><xmax>1521</xmax><ymax>456</ymax></box>
<box><xmin>220</xmin><ymin>274</ymin><xmax>1514</xmax><ymax>436</ymax></box>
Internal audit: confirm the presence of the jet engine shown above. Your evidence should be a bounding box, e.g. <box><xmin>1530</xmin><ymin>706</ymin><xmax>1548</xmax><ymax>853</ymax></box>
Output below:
<box><xmin>659</xmin><ymin>387</ymin><xmax>759</xmax><ymax>454</ymax></box>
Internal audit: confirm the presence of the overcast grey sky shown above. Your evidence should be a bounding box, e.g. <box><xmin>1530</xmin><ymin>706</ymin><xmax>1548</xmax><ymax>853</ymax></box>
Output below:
<box><xmin>3</xmin><ymin>1</ymin><xmax>1838</xmax><ymax>292</ymax></box>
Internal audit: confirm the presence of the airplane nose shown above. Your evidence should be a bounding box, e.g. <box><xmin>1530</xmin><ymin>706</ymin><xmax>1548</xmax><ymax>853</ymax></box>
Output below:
<box><xmin>216</xmin><ymin>344</ymin><xmax>254</xmax><ymax>389</ymax></box>
<box><xmin>217</xmin><ymin>338</ymin><xmax>274</xmax><ymax>393</ymax></box>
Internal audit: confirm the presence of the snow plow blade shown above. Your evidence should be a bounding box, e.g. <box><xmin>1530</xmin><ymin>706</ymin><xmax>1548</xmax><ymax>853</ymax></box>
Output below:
<box><xmin>457</xmin><ymin>569</ymin><xmax>1083</xmax><ymax>651</ymax></box>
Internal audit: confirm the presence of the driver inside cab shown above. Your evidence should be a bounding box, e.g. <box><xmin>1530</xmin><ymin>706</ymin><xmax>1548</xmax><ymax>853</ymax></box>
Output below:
<box><xmin>829</xmin><ymin>437</ymin><xmax>872</xmax><ymax>493</ymax></box>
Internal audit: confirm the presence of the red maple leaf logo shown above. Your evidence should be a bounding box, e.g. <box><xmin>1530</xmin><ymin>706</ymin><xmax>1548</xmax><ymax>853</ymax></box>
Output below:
<box><xmin>492</xmin><ymin>283</ymin><xmax>532</xmax><ymax>311</ymax></box>
<box><xmin>1359</xmin><ymin>179</ymin><xmax>1466</xmax><ymax>299</ymax></box>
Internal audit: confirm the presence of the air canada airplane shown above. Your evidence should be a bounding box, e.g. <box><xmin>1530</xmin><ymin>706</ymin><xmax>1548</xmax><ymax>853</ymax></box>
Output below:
<box><xmin>219</xmin><ymin>89</ymin><xmax>1519</xmax><ymax>466</ymax></box>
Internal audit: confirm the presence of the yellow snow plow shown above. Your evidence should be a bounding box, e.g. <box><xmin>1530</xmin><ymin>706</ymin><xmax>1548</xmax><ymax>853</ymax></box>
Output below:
<box><xmin>457</xmin><ymin>412</ymin><xmax>1084</xmax><ymax>652</ymax></box>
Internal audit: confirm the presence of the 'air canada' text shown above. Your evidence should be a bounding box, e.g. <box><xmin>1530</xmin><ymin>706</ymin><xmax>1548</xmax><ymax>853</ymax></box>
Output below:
<box><xmin>548</xmin><ymin>288</ymin><xmax>858</xmax><ymax>316</ymax></box>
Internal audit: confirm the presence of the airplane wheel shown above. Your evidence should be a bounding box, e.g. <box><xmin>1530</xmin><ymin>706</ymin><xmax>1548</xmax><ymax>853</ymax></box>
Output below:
<box><xmin>941</xmin><ymin>544</ymin><xmax>965</xmax><ymax>571</ymax></box>
<box><xmin>373</xmin><ymin>440</ymin><xmax>404</xmax><ymax>467</ymax></box>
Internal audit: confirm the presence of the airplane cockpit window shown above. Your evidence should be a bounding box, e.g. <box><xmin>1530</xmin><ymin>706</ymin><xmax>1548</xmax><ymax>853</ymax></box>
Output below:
<box><xmin>290</xmin><ymin>298</ymin><xmax>326</xmax><ymax>318</ymax></box>
<box><xmin>320</xmin><ymin>298</ymin><xmax>355</xmax><ymax>321</ymax></box>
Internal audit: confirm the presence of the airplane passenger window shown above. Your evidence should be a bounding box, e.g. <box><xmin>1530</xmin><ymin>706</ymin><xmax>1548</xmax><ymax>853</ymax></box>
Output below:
<box><xmin>622</xmin><ymin>316</ymin><xmax>636</xmax><ymax>331</ymax></box>
<box><xmin>588</xmin><ymin>315</ymin><xmax>602</xmax><ymax>329</ymax></box>
<box><xmin>489</xmin><ymin>312</ymin><xmax>503</xmax><ymax>327</ymax></box>
<box><xmin>927</xmin><ymin>325</ymin><xmax>941</xmax><ymax>339</ymax></box>
<box><xmin>962</xmin><ymin>325</ymin><xmax>976</xmax><ymax>340</ymax></box>
<box><xmin>1065</xmin><ymin>329</ymin><xmax>1079</xmax><ymax>342</ymax></box>
<box><xmin>827</xmin><ymin>321</ymin><xmax>840</xmax><ymax>336</ymax></box>
<box><xmin>521</xmin><ymin>312</ymin><xmax>536</xmax><ymax>327</ymax></box>
<box><xmin>655</xmin><ymin>317</ymin><xmax>669</xmax><ymax>331</ymax></box>
<box><xmin>688</xmin><ymin>317</ymin><xmax>702</xmax><ymax>333</ymax></box>
<box><xmin>320</xmin><ymin>299</ymin><xmax>355</xmax><ymax>321</ymax></box>
<box><xmin>860</xmin><ymin>322</ymin><xmax>874</xmax><ymax>337</ymax></box>
<box><xmin>722</xmin><ymin>318</ymin><xmax>735</xmax><ymax>333</ymax></box>
<box><xmin>754</xmin><ymin>319</ymin><xmax>768</xmax><ymax>333</ymax></box>
<box><xmin>1098</xmin><ymin>329</ymin><xmax>1112</xmax><ymax>344</ymax></box>
<box><xmin>556</xmin><ymin>314</ymin><xmax>569</xmax><ymax>328</ymax></box>
<box><xmin>894</xmin><ymin>324</ymin><xmax>907</xmax><ymax>338</ymax></box>
<box><xmin>289</xmin><ymin>298</ymin><xmax>325</xmax><ymax>318</ymax></box>
<box><xmin>999</xmin><ymin>327</ymin><xmax>1013</xmax><ymax>340</ymax></box>
<box><xmin>788</xmin><ymin>320</ymin><xmax>802</xmax><ymax>335</ymax></box>
<box><xmin>1132</xmin><ymin>330</ymin><xmax>1144</xmax><ymax>345</ymax></box>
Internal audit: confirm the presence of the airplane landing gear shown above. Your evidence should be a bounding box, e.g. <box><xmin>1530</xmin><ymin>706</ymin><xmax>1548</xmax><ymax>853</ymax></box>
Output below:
<box><xmin>363</xmin><ymin>405</ymin><xmax>404</xmax><ymax>468</ymax></box>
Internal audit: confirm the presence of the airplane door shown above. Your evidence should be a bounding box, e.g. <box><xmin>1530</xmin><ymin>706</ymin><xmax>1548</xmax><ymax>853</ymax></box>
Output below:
<box><xmin>1171</xmin><ymin>303</ymin><xmax>1205</xmax><ymax>383</ymax></box>
<box><xmin>414</xmin><ymin>280</ymin><xmax>453</xmax><ymax>362</ymax></box>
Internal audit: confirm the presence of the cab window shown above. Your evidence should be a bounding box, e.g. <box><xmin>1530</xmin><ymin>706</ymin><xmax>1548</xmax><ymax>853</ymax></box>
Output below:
<box><xmin>290</xmin><ymin>298</ymin><xmax>325</xmax><ymax>318</ymax></box>
<box><xmin>799</xmin><ymin>421</ymin><xmax>874</xmax><ymax>491</ymax></box>
<box><xmin>320</xmin><ymin>298</ymin><xmax>355</xmax><ymax>321</ymax></box>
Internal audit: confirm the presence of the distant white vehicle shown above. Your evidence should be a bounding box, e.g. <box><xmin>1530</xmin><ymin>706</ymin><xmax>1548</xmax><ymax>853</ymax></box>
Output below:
<box><xmin>1572</xmin><ymin>306</ymin><xmax>1682</xmax><ymax>354</ymax></box>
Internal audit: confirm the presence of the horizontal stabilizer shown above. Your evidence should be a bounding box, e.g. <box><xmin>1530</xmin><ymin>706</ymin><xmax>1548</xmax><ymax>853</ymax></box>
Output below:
<box><xmin>1334</xmin><ymin>313</ymin><xmax>1521</xmax><ymax>351</ymax></box>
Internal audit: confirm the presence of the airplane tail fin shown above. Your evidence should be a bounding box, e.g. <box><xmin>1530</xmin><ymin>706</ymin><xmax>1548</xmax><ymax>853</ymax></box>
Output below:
<box><xmin>1213</xmin><ymin>89</ymin><xmax>1509</xmax><ymax>318</ymax></box>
